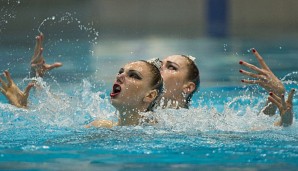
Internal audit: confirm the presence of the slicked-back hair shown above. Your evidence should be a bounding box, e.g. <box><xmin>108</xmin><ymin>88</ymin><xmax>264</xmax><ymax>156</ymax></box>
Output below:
<box><xmin>140</xmin><ymin>60</ymin><xmax>163</xmax><ymax>111</ymax></box>
<box><xmin>180</xmin><ymin>55</ymin><xmax>200</xmax><ymax>108</ymax></box>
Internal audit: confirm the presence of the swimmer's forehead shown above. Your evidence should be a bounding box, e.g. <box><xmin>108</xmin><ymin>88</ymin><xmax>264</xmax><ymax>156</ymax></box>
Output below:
<box><xmin>123</xmin><ymin>61</ymin><xmax>152</xmax><ymax>76</ymax></box>
<box><xmin>162</xmin><ymin>55</ymin><xmax>190</xmax><ymax>68</ymax></box>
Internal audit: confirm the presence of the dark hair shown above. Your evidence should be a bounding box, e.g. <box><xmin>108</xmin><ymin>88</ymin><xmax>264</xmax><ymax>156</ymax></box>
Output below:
<box><xmin>181</xmin><ymin>55</ymin><xmax>200</xmax><ymax>107</ymax></box>
<box><xmin>140</xmin><ymin>60</ymin><xmax>163</xmax><ymax>111</ymax></box>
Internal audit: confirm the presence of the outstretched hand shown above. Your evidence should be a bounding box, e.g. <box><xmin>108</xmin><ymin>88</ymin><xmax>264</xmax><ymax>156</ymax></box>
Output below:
<box><xmin>31</xmin><ymin>33</ymin><xmax>62</xmax><ymax>77</ymax></box>
<box><xmin>239</xmin><ymin>48</ymin><xmax>285</xmax><ymax>96</ymax></box>
<box><xmin>268</xmin><ymin>89</ymin><xmax>295</xmax><ymax>126</ymax></box>
<box><xmin>0</xmin><ymin>71</ymin><xmax>34</xmax><ymax>108</ymax></box>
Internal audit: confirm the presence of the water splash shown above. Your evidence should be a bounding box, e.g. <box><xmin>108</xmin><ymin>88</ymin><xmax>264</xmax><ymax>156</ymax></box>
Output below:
<box><xmin>0</xmin><ymin>0</ymin><xmax>22</xmax><ymax>33</ymax></box>
<box><xmin>281</xmin><ymin>71</ymin><xmax>298</xmax><ymax>86</ymax></box>
<box><xmin>0</xmin><ymin>73</ymin><xmax>297</xmax><ymax>135</ymax></box>
<box><xmin>153</xmin><ymin>98</ymin><xmax>276</xmax><ymax>133</ymax></box>
<box><xmin>37</xmin><ymin>16</ymin><xmax>56</xmax><ymax>34</ymax></box>
<box><xmin>37</xmin><ymin>12</ymin><xmax>99</xmax><ymax>47</ymax></box>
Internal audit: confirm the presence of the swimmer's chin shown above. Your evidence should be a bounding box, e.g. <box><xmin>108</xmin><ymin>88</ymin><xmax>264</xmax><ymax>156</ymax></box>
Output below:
<box><xmin>110</xmin><ymin>99</ymin><xmax>122</xmax><ymax>111</ymax></box>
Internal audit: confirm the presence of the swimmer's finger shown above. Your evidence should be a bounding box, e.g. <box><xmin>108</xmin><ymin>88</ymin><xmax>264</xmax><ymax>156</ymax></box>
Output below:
<box><xmin>4</xmin><ymin>70</ymin><xmax>13</xmax><ymax>87</ymax></box>
<box><xmin>39</xmin><ymin>32</ymin><xmax>44</xmax><ymax>43</ymax></box>
<box><xmin>268</xmin><ymin>96</ymin><xmax>282</xmax><ymax>110</ymax></box>
<box><xmin>280</xmin><ymin>94</ymin><xmax>287</xmax><ymax>110</ymax></box>
<box><xmin>239</xmin><ymin>69</ymin><xmax>266</xmax><ymax>80</ymax></box>
<box><xmin>31</xmin><ymin>48</ymin><xmax>42</xmax><ymax>64</ymax></box>
<box><xmin>31</xmin><ymin>48</ymin><xmax>44</xmax><ymax>64</ymax></box>
<box><xmin>31</xmin><ymin>63</ymin><xmax>38</xmax><ymax>68</ymax></box>
<box><xmin>37</xmin><ymin>34</ymin><xmax>43</xmax><ymax>53</ymax></box>
<box><xmin>241</xmin><ymin>79</ymin><xmax>261</xmax><ymax>85</ymax></box>
<box><xmin>269</xmin><ymin>92</ymin><xmax>286</xmax><ymax>112</ymax></box>
<box><xmin>286</xmin><ymin>89</ymin><xmax>295</xmax><ymax>105</ymax></box>
<box><xmin>33</xmin><ymin>35</ymin><xmax>40</xmax><ymax>57</ymax></box>
<box><xmin>47</xmin><ymin>62</ymin><xmax>63</xmax><ymax>70</ymax></box>
<box><xmin>252</xmin><ymin>48</ymin><xmax>271</xmax><ymax>71</ymax></box>
<box><xmin>0</xmin><ymin>77</ymin><xmax>8</xmax><ymax>90</ymax></box>
<box><xmin>38</xmin><ymin>48</ymin><xmax>43</xmax><ymax>58</ymax></box>
<box><xmin>0</xmin><ymin>87</ymin><xmax>6</xmax><ymax>95</ymax></box>
<box><xmin>239</xmin><ymin>61</ymin><xmax>265</xmax><ymax>75</ymax></box>
<box><xmin>269</xmin><ymin>92</ymin><xmax>282</xmax><ymax>102</ymax></box>
<box><xmin>24</xmin><ymin>83</ymin><xmax>34</xmax><ymax>98</ymax></box>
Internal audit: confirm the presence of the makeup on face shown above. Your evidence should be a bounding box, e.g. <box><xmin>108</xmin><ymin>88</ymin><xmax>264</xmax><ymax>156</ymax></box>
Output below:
<box><xmin>110</xmin><ymin>63</ymin><xmax>145</xmax><ymax>98</ymax></box>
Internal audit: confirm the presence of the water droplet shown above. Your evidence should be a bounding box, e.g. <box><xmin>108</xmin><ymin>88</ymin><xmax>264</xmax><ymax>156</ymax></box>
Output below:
<box><xmin>52</xmin><ymin>16</ymin><xmax>55</xmax><ymax>20</ymax></box>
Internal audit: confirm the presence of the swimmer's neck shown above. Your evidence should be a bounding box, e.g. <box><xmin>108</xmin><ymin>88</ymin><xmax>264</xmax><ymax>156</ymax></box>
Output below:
<box><xmin>117</xmin><ymin>109</ymin><xmax>144</xmax><ymax>126</ymax></box>
<box><xmin>159</xmin><ymin>98</ymin><xmax>188</xmax><ymax>109</ymax></box>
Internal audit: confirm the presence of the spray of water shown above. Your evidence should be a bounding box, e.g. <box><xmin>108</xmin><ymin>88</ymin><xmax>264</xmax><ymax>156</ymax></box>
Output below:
<box><xmin>0</xmin><ymin>0</ymin><xmax>21</xmax><ymax>33</ymax></box>
<box><xmin>37</xmin><ymin>12</ymin><xmax>99</xmax><ymax>47</ymax></box>
<box><xmin>281</xmin><ymin>71</ymin><xmax>298</xmax><ymax>86</ymax></box>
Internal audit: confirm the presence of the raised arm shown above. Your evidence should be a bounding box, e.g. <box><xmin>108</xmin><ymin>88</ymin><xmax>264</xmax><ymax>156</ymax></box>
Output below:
<box><xmin>239</xmin><ymin>48</ymin><xmax>285</xmax><ymax>115</ymax></box>
<box><xmin>0</xmin><ymin>70</ymin><xmax>34</xmax><ymax>108</ymax></box>
<box><xmin>31</xmin><ymin>33</ymin><xmax>63</xmax><ymax>77</ymax></box>
<box><xmin>269</xmin><ymin>89</ymin><xmax>295</xmax><ymax>126</ymax></box>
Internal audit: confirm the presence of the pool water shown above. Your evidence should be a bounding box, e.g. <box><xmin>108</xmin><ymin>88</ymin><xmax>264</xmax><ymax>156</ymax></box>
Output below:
<box><xmin>0</xmin><ymin>37</ymin><xmax>298</xmax><ymax>170</ymax></box>
<box><xmin>1</xmin><ymin>3</ymin><xmax>298</xmax><ymax>171</ymax></box>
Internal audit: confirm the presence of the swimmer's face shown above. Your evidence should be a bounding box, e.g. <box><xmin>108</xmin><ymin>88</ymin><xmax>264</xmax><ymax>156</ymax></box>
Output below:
<box><xmin>160</xmin><ymin>55</ymin><xmax>190</xmax><ymax>100</ymax></box>
<box><xmin>110</xmin><ymin>61</ymin><xmax>154</xmax><ymax>111</ymax></box>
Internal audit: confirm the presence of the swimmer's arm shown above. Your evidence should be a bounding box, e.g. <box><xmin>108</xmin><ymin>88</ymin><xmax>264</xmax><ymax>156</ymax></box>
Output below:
<box><xmin>268</xmin><ymin>89</ymin><xmax>295</xmax><ymax>127</ymax></box>
<box><xmin>0</xmin><ymin>70</ymin><xmax>34</xmax><ymax>108</ymax></box>
<box><xmin>239</xmin><ymin>48</ymin><xmax>285</xmax><ymax>115</ymax></box>
<box><xmin>31</xmin><ymin>33</ymin><xmax>62</xmax><ymax>77</ymax></box>
<box><xmin>85</xmin><ymin>119</ymin><xmax>118</xmax><ymax>128</ymax></box>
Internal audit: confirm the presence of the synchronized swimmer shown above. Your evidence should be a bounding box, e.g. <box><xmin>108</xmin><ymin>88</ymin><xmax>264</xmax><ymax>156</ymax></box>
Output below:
<box><xmin>0</xmin><ymin>33</ymin><xmax>295</xmax><ymax>127</ymax></box>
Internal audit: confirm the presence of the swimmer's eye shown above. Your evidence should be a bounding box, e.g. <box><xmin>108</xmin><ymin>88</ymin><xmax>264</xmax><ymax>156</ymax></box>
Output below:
<box><xmin>128</xmin><ymin>72</ymin><xmax>142</xmax><ymax>80</ymax></box>
<box><xmin>118</xmin><ymin>68</ymin><xmax>124</xmax><ymax>75</ymax></box>
<box><xmin>167</xmin><ymin>65</ymin><xmax>177</xmax><ymax>70</ymax></box>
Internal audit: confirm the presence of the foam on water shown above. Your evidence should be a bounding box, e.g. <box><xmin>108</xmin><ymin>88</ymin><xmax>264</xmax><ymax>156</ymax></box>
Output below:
<box><xmin>0</xmin><ymin>1</ymin><xmax>298</xmax><ymax>168</ymax></box>
<box><xmin>1</xmin><ymin>75</ymin><xmax>297</xmax><ymax>134</ymax></box>
<box><xmin>0</xmin><ymin>76</ymin><xmax>298</xmax><ymax>169</ymax></box>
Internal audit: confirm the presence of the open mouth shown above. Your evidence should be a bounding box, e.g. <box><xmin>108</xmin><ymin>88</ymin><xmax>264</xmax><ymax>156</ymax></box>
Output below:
<box><xmin>110</xmin><ymin>83</ymin><xmax>121</xmax><ymax>98</ymax></box>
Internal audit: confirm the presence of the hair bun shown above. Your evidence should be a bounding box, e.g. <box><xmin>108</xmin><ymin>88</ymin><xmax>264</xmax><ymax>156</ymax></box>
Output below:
<box><xmin>147</xmin><ymin>58</ymin><xmax>162</xmax><ymax>70</ymax></box>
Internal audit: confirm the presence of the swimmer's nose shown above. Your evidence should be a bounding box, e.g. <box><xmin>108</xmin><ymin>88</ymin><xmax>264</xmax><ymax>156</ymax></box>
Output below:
<box><xmin>116</xmin><ymin>73</ymin><xmax>125</xmax><ymax>83</ymax></box>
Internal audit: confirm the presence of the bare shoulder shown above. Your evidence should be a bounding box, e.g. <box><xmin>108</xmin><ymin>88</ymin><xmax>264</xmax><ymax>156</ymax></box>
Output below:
<box><xmin>85</xmin><ymin>119</ymin><xmax>117</xmax><ymax>128</ymax></box>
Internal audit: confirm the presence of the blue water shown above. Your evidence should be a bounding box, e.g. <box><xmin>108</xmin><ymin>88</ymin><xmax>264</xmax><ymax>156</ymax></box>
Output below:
<box><xmin>1</xmin><ymin>3</ymin><xmax>298</xmax><ymax>171</ymax></box>
<box><xmin>1</xmin><ymin>41</ymin><xmax>298</xmax><ymax>170</ymax></box>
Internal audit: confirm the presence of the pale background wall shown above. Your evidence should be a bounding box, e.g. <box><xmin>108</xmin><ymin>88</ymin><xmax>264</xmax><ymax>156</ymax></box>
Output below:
<box><xmin>2</xmin><ymin>0</ymin><xmax>298</xmax><ymax>38</ymax></box>
<box><xmin>1</xmin><ymin>0</ymin><xmax>298</xmax><ymax>86</ymax></box>
<box><xmin>230</xmin><ymin>0</ymin><xmax>298</xmax><ymax>37</ymax></box>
